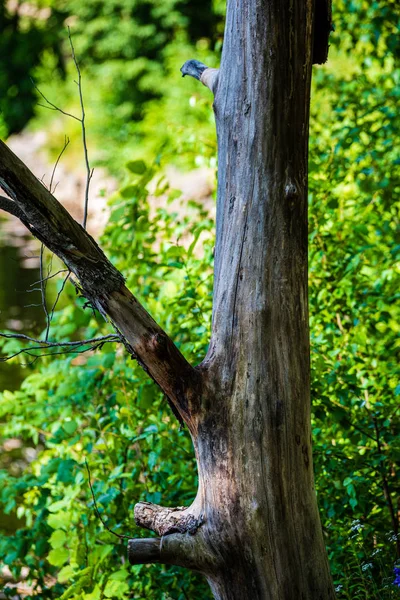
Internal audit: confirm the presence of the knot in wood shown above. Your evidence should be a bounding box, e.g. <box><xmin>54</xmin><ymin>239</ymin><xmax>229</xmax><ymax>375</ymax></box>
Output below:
<box><xmin>147</xmin><ymin>332</ymin><xmax>169</xmax><ymax>356</ymax></box>
<box><xmin>284</xmin><ymin>182</ymin><xmax>299</xmax><ymax>202</ymax></box>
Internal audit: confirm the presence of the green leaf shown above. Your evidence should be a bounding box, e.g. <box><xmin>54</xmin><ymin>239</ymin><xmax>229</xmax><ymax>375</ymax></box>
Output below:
<box><xmin>83</xmin><ymin>586</ymin><xmax>101</xmax><ymax>600</ymax></box>
<box><xmin>48</xmin><ymin>511</ymin><xmax>73</xmax><ymax>530</ymax></box>
<box><xmin>58</xmin><ymin>565</ymin><xmax>76</xmax><ymax>583</ymax></box>
<box><xmin>47</xmin><ymin>547</ymin><xmax>69</xmax><ymax>567</ymax></box>
<box><xmin>49</xmin><ymin>529</ymin><xmax>67</xmax><ymax>549</ymax></box>
<box><xmin>126</xmin><ymin>160</ymin><xmax>147</xmax><ymax>174</ymax></box>
<box><xmin>103</xmin><ymin>579</ymin><xmax>129</xmax><ymax>598</ymax></box>
<box><xmin>62</xmin><ymin>419</ymin><xmax>78</xmax><ymax>434</ymax></box>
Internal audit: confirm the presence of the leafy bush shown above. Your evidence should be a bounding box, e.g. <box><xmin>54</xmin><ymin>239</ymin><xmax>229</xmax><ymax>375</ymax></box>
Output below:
<box><xmin>0</xmin><ymin>0</ymin><xmax>399</xmax><ymax>598</ymax></box>
<box><xmin>0</xmin><ymin>1</ymin><xmax>65</xmax><ymax>135</ymax></box>
<box><xmin>0</xmin><ymin>159</ymin><xmax>214</xmax><ymax>599</ymax></box>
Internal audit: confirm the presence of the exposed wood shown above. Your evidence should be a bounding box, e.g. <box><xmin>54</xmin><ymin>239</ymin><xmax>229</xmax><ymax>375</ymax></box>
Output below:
<box><xmin>128</xmin><ymin>538</ymin><xmax>163</xmax><ymax>565</ymax></box>
<box><xmin>180</xmin><ymin>60</ymin><xmax>219</xmax><ymax>95</ymax></box>
<box><xmin>0</xmin><ymin>140</ymin><xmax>201</xmax><ymax>428</ymax></box>
<box><xmin>0</xmin><ymin>0</ymin><xmax>336</xmax><ymax>594</ymax></box>
<box><xmin>134</xmin><ymin>501</ymin><xmax>204</xmax><ymax>536</ymax></box>
<box><xmin>179</xmin><ymin>0</ymin><xmax>336</xmax><ymax>596</ymax></box>
<box><xmin>200</xmin><ymin>68</ymin><xmax>219</xmax><ymax>95</ymax></box>
<box><xmin>128</xmin><ymin>534</ymin><xmax>209</xmax><ymax>570</ymax></box>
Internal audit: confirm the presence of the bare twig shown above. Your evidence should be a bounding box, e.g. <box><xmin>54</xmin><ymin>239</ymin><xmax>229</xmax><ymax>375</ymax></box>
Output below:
<box><xmin>31</xmin><ymin>29</ymin><xmax>93</xmax><ymax>229</ymax></box>
<box><xmin>48</xmin><ymin>271</ymin><xmax>71</xmax><ymax>325</ymax></box>
<box><xmin>85</xmin><ymin>460</ymin><xmax>132</xmax><ymax>540</ymax></box>
<box><xmin>19</xmin><ymin>343</ymin><xmax>108</xmax><ymax>365</ymax></box>
<box><xmin>0</xmin><ymin>332</ymin><xmax>120</xmax><ymax>347</ymax></box>
<box><xmin>39</xmin><ymin>245</ymin><xmax>51</xmax><ymax>340</ymax></box>
<box><xmin>0</xmin><ymin>332</ymin><xmax>121</xmax><ymax>362</ymax></box>
<box><xmin>31</xmin><ymin>269</ymin><xmax>69</xmax><ymax>287</ymax></box>
<box><xmin>68</xmin><ymin>27</ymin><xmax>93</xmax><ymax>229</ymax></box>
<box><xmin>31</xmin><ymin>79</ymin><xmax>80</xmax><ymax>122</ymax></box>
<box><xmin>50</xmin><ymin>136</ymin><xmax>70</xmax><ymax>193</ymax></box>
<box><xmin>29</xmin><ymin>31</ymin><xmax>92</xmax><ymax>344</ymax></box>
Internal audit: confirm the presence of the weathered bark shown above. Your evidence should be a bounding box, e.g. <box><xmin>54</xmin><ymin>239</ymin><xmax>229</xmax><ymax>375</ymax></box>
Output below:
<box><xmin>169</xmin><ymin>0</ymin><xmax>335</xmax><ymax>596</ymax></box>
<box><xmin>0</xmin><ymin>0</ymin><xmax>336</xmax><ymax>597</ymax></box>
<box><xmin>0</xmin><ymin>140</ymin><xmax>201</xmax><ymax>430</ymax></box>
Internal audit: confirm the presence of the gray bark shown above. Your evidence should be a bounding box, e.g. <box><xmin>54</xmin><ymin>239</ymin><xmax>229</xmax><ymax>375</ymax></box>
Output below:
<box><xmin>0</xmin><ymin>0</ymin><xmax>335</xmax><ymax>597</ymax></box>
<box><xmin>177</xmin><ymin>0</ymin><xmax>335</xmax><ymax>596</ymax></box>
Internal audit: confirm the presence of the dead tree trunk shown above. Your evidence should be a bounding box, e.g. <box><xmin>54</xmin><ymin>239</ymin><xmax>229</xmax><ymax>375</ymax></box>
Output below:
<box><xmin>0</xmin><ymin>0</ymin><xmax>335</xmax><ymax>598</ymax></box>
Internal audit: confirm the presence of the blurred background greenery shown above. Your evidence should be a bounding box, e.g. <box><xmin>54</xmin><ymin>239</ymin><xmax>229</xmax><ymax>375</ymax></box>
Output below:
<box><xmin>0</xmin><ymin>0</ymin><xmax>399</xmax><ymax>598</ymax></box>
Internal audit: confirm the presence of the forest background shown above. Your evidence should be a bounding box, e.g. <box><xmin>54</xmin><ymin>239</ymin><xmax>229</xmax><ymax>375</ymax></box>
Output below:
<box><xmin>0</xmin><ymin>0</ymin><xmax>399</xmax><ymax>599</ymax></box>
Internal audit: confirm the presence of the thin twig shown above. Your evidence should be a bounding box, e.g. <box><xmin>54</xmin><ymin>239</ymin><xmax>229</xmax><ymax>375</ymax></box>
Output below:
<box><xmin>31</xmin><ymin>79</ymin><xmax>80</xmax><ymax>122</ymax></box>
<box><xmin>50</xmin><ymin>136</ymin><xmax>70</xmax><ymax>193</ymax></box>
<box><xmin>68</xmin><ymin>27</ymin><xmax>93</xmax><ymax>229</ymax></box>
<box><xmin>27</xmin><ymin>135</ymin><xmax>69</xmax><ymax>340</ymax></box>
<box><xmin>30</xmin><ymin>269</ymin><xmax>69</xmax><ymax>287</ymax></box>
<box><xmin>0</xmin><ymin>333</ymin><xmax>120</xmax><ymax>362</ymax></box>
<box><xmin>0</xmin><ymin>332</ymin><xmax>120</xmax><ymax>347</ymax></box>
<box><xmin>48</xmin><ymin>271</ymin><xmax>71</xmax><ymax>326</ymax></box>
<box><xmin>39</xmin><ymin>245</ymin><xmax>51</xmax><ymax>341</ymax></box>
<box><xmin>2</xmin><ymin>339</ymin><xmax>117</xmax><ymax>364</ymax></box>
<box><xmin>18</xmin><ymin>342</ymin><xmax>109</xmax><ymax>366</ymax></box>
<box><xmin>32</xmin><ymin>29</ymin><xmax>93</xmax><ymax>229</ymax></box>
<box><xmin>85</xmin><ymin>460</ymin><xmax>132</xmax><ymax>540</ymax></box>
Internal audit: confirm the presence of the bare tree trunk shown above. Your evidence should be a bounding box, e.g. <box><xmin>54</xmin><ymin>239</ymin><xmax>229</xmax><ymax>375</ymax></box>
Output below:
<box><xmin>166</xmin><ymin>0</ymin><xmax>335</xmax><ymax>597</ymax></box>
<box><xmin>0</xmin><ymin>0</ymin><xmax>335</xmax><ymax>598</ymax></box>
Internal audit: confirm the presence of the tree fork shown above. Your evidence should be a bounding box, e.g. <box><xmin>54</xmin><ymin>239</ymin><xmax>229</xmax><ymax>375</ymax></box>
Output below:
<box><xmin>132</xmin><ymin>0</ymin><xmax>336</xmax><ymax>596</ymax></box>
<box><xmin>0</xmin><ymin>0</ymin><xmax>336</xmax><ymax>596</ymax></box>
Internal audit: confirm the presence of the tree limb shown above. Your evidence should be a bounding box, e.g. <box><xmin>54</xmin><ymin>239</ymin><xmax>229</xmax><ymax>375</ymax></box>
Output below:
<box><xmin>0</xmin><ymin>195</ymin><xmax>27</xmax><ymax>221</ymax></box>
<box><xmin>180</xmin><ymin>60</ymin><xmax>219</xmax><ymax>95</ymax></box>
<box><xmin>0</xmin><ymin>140</ymin><xmax>202</xmax><ymax>428</ymax></box>
<box><xmin>134</xmin><ymin>501</ymin><xmax>204</xmax><ymax>536</ymax></box>
<box><xmin>128</xmin><ymin>534</ymin><xmax>208</xmax><ymax>570</ymax></box>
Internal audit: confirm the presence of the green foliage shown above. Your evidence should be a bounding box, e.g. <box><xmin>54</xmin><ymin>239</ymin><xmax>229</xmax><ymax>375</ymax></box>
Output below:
<box><xmin>0</xmin><ymin>0</ymin><xmax>222</xmax><ymax>144</ymax></box>
<box><xmin>0</xmin><ymin>160</ymin><xmax>214</xmax><ymax>599</ymax></box>
<box><xmin>309</xmin><ymin>54</ymin><xmax>400</xmax><ymax>594</ymax></box>
<box><xmin>332</xmin><ymin>0</ymin><xmax>400</xmax><ymax>62</ymax></box>
<box><xmin>0</xmin><ymin>0</ymin><xmax>399</xmax><ymax>598</ymax></box>
<box><xmin>0</xmin><ymin>1</ymin><xmax>65</xmax><ymax>135</ymax></box>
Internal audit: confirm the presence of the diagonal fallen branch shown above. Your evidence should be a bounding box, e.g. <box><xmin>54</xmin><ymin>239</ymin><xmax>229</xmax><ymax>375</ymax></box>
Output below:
<box><xmin>0</xmin><ymin>140</ymin><xmax>202</xmax><ymax>430</ymax></box>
